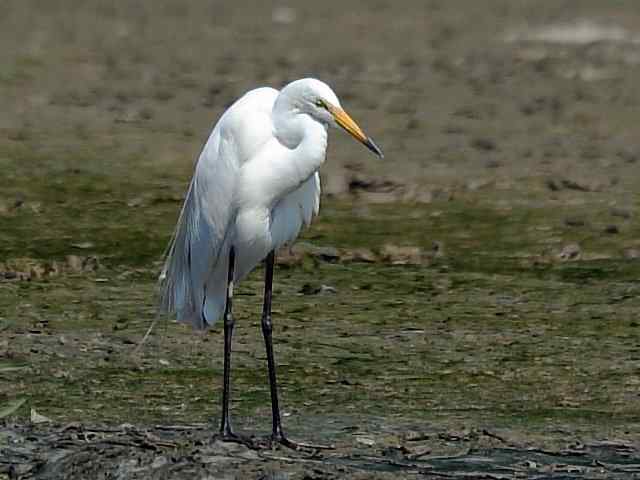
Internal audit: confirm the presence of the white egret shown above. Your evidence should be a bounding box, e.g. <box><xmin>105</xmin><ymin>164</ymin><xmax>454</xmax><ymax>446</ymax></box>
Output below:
<box><xmin>159</xmin><ymin>78</ymin><xmax>383</xmax><ymax>450</ymax></box>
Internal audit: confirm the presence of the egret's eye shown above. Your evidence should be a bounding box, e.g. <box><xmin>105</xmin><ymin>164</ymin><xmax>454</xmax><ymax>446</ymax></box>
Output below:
<box><xmin>315</xmin><ymin>99</ymin><xmax>326</xmax><ymax>109</ymax></box>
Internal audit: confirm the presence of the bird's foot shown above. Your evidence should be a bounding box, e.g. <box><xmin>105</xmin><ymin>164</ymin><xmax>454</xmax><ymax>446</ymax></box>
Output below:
<box><xmin>267</xmin><ymin>430</ymin><xmax>334</xmax><ymax>452</ymax></box>
<box><xmin>215</xmin><ymin>428</ymin><xmax>257</xmax><ymax>449</ymax></box>
<box><xmin>215</xmin><ymin>426</ymin><xmax>333</xmax><ymax>452</ymax></box>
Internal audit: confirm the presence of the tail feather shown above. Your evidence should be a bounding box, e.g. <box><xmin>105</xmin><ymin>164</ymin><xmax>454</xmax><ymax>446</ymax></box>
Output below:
<box><xmin>202</xmin><ymin>248</ymin><xmax>229</xmax><ymax>326</ymax></box>
<box><xmin>159</xmin><ymin>180</ymin><xmax>219</xmax><ymax>330</ymax></box>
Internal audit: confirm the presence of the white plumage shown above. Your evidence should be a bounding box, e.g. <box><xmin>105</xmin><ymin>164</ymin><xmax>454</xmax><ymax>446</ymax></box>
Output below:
<box><xmin>159</xmin><ymin>78</ymin><xmax>382</xmax><ymax>329</ymax></box>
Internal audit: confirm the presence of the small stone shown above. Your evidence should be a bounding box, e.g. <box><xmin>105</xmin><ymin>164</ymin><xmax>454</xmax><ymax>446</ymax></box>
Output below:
<box><xmin>318</xmin><ymin>285</ymin><xmax>336</xmax><ymax>295</ymax></box>
<box><xmin>30</xmin><ymin>408</ymin><xmax>52</xmax><ymax>424</ymax></box>
<box><xmin>381</xmin><ymin>244</ymin><xmax>424</xmax><ymax>265</ymax></box>
<box><xmin>355</xmin><ymin>435</ymin><xmax>376</xmax><ymax>446</ymax></box>
<box><xmin>71</xmin><ymin>241</ymin><xmax>94</xmax><ymax>249</ymax></box>
<box><xmin>341</xmin><ymin>248</ymin><xmax>377</xmax><ymax>263</ymax></box>
<box><xmin>558</xmin><ymin>243</ymin><xmax>581</xmax><ymax>261</ymax></box>
<box><xmin>466</xmin><ymin>178</ymin><xmax>494</xmax><ymax>191</ymax></box>
<box><xmin>299</xmin><ymin>283</ymin><xmax>336</xmax><ymax>295</ymax></box>
<box><xmin>29</xmin><ymin>264</ymin><xmax>46</xmax><ymax>280</ymax></box>
<box><xmin>127</xmin><ymin>197</ymin><xmax>144</xmax><ymax>208</ymax></box>
<box><xmin>403</xmin><ymin>430</ymin><xmax>430</xmax><ymax>442</ymax></box>
<box><xmin>405</xmin><ymin>444</ymin><xmax>432</xmax><ymax>459</ymax></box>
<box><xmin>66</xmin><ymin>255</ymin><xmax>84</xmax><ymax>272</ymax></box>
<box><xmin>151</xmin><ymin>456</ymin><xmax>168</xmax><ymax>469</ymax></box>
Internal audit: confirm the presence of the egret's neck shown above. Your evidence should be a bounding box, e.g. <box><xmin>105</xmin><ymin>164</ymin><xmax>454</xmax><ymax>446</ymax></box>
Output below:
<box><xmin>272</xmin><ymin>102</ymin><xmax>327</xmax><ymax>188</ymax></box>
<box><xmin>273</xmin><ymin>101</ymin><xmax>304</xmax><ymax>149</ymax></box>
<box><xmin>238</xmin><ymin>100</ymin><xmax>328</xmax><ymax>211</ymax></box>
<box><xmin>273</xmin><ymin>100</ymin><xmax>327</xmax><ymax>150</ymax></box>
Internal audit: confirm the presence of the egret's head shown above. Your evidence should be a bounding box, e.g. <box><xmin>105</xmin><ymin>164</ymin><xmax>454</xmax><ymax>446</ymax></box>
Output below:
<box><xmin>281</xmin><ymin>78</ymin><xmax>383</xmax><ymax>158</ymax></box>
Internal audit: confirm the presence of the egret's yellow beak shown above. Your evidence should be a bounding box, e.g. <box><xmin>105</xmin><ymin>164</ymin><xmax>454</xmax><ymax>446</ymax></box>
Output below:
<box><xmin>329</xmin><ymin>105</ymin><xmax>384</xmax><ymax>158</ymax></box>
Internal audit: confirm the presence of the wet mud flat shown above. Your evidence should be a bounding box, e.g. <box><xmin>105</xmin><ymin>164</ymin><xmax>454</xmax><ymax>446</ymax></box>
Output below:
<box><xmin>3</xmin><ymin>422</ymin><xmax>640</xmax><ymax>479</ymax></box>
<box><xmin>3</xmin><ymin>0</ymin><xmax>640</xmax><ymax>479</ymax></box>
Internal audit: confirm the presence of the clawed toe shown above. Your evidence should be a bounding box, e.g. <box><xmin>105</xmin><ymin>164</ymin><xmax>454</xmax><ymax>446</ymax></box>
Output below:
<box><xmin>215</xmin><ymin>429</ymin><xmax>333</xmax><ymax>453</ymax></box>
<box><xmin>269</xmin><ymin>432</ymin><xmax>334</xmax><ymax>452</ymax></box>
<box><xmin>215</xmin><ymin>429</ymin><xmax>257</xmax><ymax>449</ymax></box>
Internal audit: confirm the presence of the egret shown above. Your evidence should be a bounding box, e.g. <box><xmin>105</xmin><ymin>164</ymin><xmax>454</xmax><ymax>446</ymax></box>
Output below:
<box><xmin>159</xmin><ymin>78</ymin><xmax>383</xmax><ymax>450</ymax></box>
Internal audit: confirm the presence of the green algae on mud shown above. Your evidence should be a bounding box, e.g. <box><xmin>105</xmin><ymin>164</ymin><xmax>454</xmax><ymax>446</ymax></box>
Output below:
<box><xmin>2</xmin><ymin>191</ymin><xmax>640</xmax><ymax>443</ymax></box>
<box><xmin>3</xmin><ymin>3</ymin><xmax>640</xmax><ymax>476</ymax></box>
<box><xmin>2</xmin><ymin>76</ymin><xmax>640</xmax><ymax>445</ymax></box>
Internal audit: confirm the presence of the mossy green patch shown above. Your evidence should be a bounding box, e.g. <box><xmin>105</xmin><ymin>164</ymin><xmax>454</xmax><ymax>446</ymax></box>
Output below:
<box><xmin>2</xmin><ymin>142</ymin><xmax>640</xmax><ymax>440</ymax></box>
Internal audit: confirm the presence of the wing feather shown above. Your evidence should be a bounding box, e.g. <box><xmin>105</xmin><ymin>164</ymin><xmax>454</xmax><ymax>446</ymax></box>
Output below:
<box><xmin>159</xmin><ymin>87</ymin><xmax>279</xmax><ymax>328</ymax></box>
<box><xmin>270</xmin><ymin>172</ymin><xmax>321</xmax><ymax>250</ymax></box>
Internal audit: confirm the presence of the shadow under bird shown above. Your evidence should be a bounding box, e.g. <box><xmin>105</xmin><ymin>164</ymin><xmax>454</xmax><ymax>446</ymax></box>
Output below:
<box><xmin>159</xmin><ymin>78</ymin><xmax>383</xmax><ymax>450</ymax></box>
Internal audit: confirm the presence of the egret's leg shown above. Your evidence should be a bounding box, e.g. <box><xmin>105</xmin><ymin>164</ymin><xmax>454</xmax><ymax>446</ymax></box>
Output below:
<box><xmin>261</xmin><ymin>251</ymin><xmax>282</xmax><ymax>438</ymax></box>
<box><xmin>261</xmin><ymin>250</ymin><xmax>333</xmax><ymax>451</ymax></box>
<box><xmin>219</xmin><ymin>247</ymin><xmax>242</xmax><ymax>440</ymax></box>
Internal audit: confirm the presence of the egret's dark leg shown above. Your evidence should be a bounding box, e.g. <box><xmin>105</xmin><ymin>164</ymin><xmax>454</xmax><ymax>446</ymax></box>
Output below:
<box><xmin>261</xmin><ymin>250</ymin><xmax>333</xmax><ymax>451</ymax></box>
<box><xmin>261</xmin><ymin>251</ymin><xmax>283</xmax><ymax>439</ymax></box>
<box><xmin>218</xmin><ymin>247</ymin><xmax>249</xmax><ymax>444</ymax></box>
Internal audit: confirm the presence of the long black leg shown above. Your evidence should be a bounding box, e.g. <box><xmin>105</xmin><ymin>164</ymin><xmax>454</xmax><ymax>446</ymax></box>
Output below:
<box><xmin>219</xmin><ymin>247</ymin><xmax>238</xmax><ymax>438</ymax></box>
<box><xmin>261</xmin><ymin>250</ymin><xmax>282</xmax><ymax>439</ymax></box>
<box><xmin>261</xmin><ymin>250</ymin><xmax>333</xmax><ymax>451</ymax></box>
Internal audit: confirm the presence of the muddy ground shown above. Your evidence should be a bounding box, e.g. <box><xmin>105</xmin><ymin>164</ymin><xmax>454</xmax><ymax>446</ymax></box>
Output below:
<box><xmin>2</xmin><ymin>0</ymin><xmax>640</xmax><ymax>478</ymax></box>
